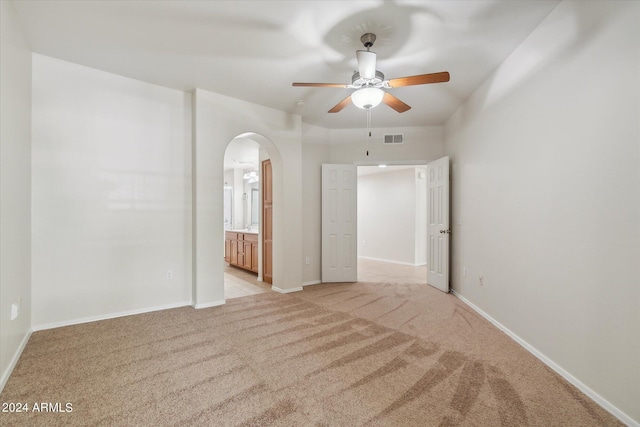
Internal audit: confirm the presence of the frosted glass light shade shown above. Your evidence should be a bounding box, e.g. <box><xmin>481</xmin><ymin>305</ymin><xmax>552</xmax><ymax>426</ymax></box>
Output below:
<box><xmin>243</xmin><ymin>169</ymin><xmax>259</xmax><ymax>182</ymax></box>
<box><xmin>351</xmin><ymin>87</ymin><xmax>384</xmax><ymax>110</ymax></box>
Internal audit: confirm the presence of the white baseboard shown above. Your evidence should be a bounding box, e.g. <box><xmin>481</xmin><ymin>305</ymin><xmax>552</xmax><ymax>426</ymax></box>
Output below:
<box><xmin>0</xmin><ymin>330</ymin><xmax>32</xmax><ymax>393</ymax></box>
<box><xmin>32</xmin><ymin>301</ymin><xmax>191</xmax><ymax>331</ymax></box>
<box><xmin>302</xmin><ymin>280</ymin><xmax>322</xmax><ymax>287</ymax></box>
<box><xmin>193</xmin><ymin>299</ymin><xmax>226</xmax><ymax>309</ymax></box>
<box><xmin>451</xmin><ymin>289</ymin><xmax>638</xmax><ymax>427</ymax></box>
<box><xmin>357</xmin><ymin>255</ymin><xmax>425</xmax><ymax>267</ymax></box>
<box><xmin>272</xmin><ymin>286</ymin><xmax>303</xmax><ymax>294</ymax></box>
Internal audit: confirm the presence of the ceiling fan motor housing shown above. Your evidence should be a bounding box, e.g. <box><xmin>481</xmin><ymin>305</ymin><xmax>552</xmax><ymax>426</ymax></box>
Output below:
<box><xmin>352</xmin><ymin>70</ymin><xmax>385</xmax><ymax>88</ymax></box>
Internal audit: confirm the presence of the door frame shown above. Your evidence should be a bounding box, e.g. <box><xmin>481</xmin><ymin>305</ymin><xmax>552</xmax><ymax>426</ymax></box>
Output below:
<box><xmin>262</xmin><ymin>159</ymin><xmax>273</xmax><ymax>284</ymax></box>
<box><xmin>321</xmin><ymin>160</ymin><xmax>444</xmax><ymax>286</ymax></box>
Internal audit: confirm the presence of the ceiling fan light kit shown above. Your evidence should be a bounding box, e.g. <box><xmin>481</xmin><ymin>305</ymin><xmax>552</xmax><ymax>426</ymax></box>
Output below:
<box><xmin>351</xmin><ymin>87</ymin><xmax>384</xmax><ymax>110</ymax></box>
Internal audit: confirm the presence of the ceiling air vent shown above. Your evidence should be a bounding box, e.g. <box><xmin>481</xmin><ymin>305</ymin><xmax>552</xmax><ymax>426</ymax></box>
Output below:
<box><xmin>383</xmin><ymin>134</ymin><xmax>404</xmax><ymax>144</ymax></box>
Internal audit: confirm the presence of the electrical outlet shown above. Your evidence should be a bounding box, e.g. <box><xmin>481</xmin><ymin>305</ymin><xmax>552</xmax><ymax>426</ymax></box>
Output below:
<box><xmin>305</xmin><ymin>257</ymin><xmax>310</xmax><ymax>265</ymax></box>
<box><xmin>363</xmin><ymin>240</ymin><xmax>367</xmax><ymax>247</ymax></box>
<box><xmin>166</xmin><ymin>270</ymin><xmax>173</xmax><ymax>280</ymax></box>
<box><xmin>479</xmin><ymin>276</ymin><xmax>484</xmax><ymax>286</ymax></box>
<box><xmin>463</xmin><ymin>267</ymin><xmax>467</xmax><ymax>277</ymax></box>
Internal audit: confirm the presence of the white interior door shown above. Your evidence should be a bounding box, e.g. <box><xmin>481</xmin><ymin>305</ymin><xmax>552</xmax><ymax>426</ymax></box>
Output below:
<box><xmin>322</xmin><ymin>164</ymin><xmax>357</xmax><ymax>282</ymax></box>
<box><xmin>427</xmin><ymin>156</ymin><xmax>450</xmax><ymax>292</ymax></box>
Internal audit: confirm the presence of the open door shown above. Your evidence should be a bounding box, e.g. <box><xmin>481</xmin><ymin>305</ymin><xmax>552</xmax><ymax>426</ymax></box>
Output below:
<box><xmin>322</xmin><ymin>164</ymin><xmax>357</xmax><ymax>282</ymax></box>
<box><xmin>427</xmin><ymin>156</ymin><xmax>450</xmax><ymax>292</ymax></box>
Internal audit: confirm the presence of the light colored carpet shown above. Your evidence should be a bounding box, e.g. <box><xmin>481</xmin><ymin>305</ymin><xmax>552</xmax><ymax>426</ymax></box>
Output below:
<box><xmin>0</xmin><ymin>271</ymin><xmax>622</xmax><ymax>426</ymax></box>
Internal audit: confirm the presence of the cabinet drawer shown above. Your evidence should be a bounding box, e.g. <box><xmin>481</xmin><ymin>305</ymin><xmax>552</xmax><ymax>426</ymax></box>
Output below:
<box><xmin>225</xmin><ymin>231</ymin><xmax>238</xmax><ymax>240</ymax></box>
<box><xmin>243</xmin><ymin>233</ymin><xmax>258</xmax><ymax>242</ymax></box>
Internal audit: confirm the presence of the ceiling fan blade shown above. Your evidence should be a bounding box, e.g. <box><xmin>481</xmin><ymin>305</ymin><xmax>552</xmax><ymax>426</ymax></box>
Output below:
<box><xmin>387</xmin><ymin>71</ymin><xmax>450</xmax><ymax>88</ymax></box>
<box><xmin>383</xmin><ymin>92</ymin><xmax>411</xmax><ymax>113</ymax></box>
<box><xmin>356</xmin><ymin>50</ymin><xmax>376</xmax><ymax>80</ymax></box>
<box><xmin>292</xmin><ymin>82</ymin><xmax>347</xmax><ymax>88</ymax></box>
<box><xmin>328</xmin><ymin>95</ymin><xmax>352</xmax><ymax>113</ymax></box>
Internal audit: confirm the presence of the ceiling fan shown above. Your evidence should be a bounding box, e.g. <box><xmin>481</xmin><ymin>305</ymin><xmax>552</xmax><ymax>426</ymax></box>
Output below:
<box><xmin>292</xmin><ymin>33</ymin><xmax>450</xmax><ymax>114</ymax></box>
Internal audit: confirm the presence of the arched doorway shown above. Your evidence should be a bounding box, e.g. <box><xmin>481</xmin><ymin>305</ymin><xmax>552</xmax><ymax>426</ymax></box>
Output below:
<box><xmin>192</xmin><ymin>89</ymin><xmax>303</xmax><ymax>308</ymax></box>
<box><xmin>222</xmin><ymin>136</ymin><xmax>273</xmax><ymax>299</ymax></box>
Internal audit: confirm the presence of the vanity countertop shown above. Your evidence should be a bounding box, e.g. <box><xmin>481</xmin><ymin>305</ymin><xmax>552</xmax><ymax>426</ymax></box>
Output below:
<box><xmin>228</xmin><ymin>229</ymin><xmax>258</xmax><ymax>234</ymax></box>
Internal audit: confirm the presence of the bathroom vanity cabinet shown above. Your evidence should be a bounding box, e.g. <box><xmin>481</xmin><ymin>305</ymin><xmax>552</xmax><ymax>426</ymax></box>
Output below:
<box><xmin>225</xmin><ymin>231</ymin><xmax>258</xmax><ymax>273</ymax></box>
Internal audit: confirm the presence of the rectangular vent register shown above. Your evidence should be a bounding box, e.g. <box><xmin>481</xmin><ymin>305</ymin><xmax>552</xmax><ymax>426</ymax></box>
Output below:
<box><xmin>383</xmin><ymin>134</ymin><xmax>404</xmax><ymax>144</ymax></box>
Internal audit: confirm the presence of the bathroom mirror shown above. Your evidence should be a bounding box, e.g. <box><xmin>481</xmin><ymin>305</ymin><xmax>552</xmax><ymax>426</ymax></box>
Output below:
<box><xmin>251</xmin><ymin>188</ymin><xmax>259</xmax><ymax>226</ymax></box>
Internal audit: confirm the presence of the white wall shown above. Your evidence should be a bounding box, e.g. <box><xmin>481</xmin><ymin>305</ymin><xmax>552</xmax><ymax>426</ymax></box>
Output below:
<box><xmin>444</xmin><ymin>1</ymin><xmax>639</xmax><ymax>424</ymax></box>
<box><xmin>0</xmin><ymin>0</ymin><xmax>32</xmax><ymax>391</ymax></box>
<box><xmin>358</xmin><ymin>168</ymin><xmax>420</xmax><ymax>265</ymax></box>
<box><xmin>329</xmin><ymin>126</ymin><xmax>444</xmax><ymax>165</ymax></box>
<box><xmin>193</xmin><ymin>89</ymin><xmax>303</xmax><ymax>302</ymax></box>
<box><xmin>232</xmin><ymin>169</ymin><xmax>243</xmax><ymax>229</ymax></box>
<box><xmin>301</xmin><ymin>124</ymin><xmax>330</xmax><ymax>285</ymax></box>
<box><xmin>31</xmin><ymin>55</ymin><xmax>192</xmax><ymax>328</ymax></box>
<box><xmin>414</xmin><ymin>168</ymin><xmax>427</xmax><ymax>265</ymax></box>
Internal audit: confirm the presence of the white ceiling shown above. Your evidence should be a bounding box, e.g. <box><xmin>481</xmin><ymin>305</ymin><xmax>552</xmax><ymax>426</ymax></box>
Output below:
<box><xmin>13</xmin><ymin>0</ymin><xmax>560</xmax><ymax>130</ymax></box>
<box><xmin>224</xmin><ymin>137</ymin><xmax>260</xmax><ymax>171</ymax></box>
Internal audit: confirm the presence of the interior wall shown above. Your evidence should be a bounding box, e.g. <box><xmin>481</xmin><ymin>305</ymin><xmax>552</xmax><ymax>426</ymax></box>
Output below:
<box><xmin>444</xmin><ymin>1</ymin><xmax>639</xmax><ymax>423</ymax></box>
<box><xmin>301</xmin><ymin>124</ymin><xmax>330</xmax><ymax>284</ymax></box>
<box><xmin>0</xmin><ymin>0</ymin><xmax>32</xmax><ymax>390</ymax></box>
<box><xmin>31</xmin><ymin>54</ymin><xmax>193</xmax><ymax>328</ymax></box>
<box><xmin>232</xmin><ymin>169</ymin><xmax>243</xmax><ymax>229</ymax></box>
<box><xmin>193</xmin><ymin>89</ymin><xmax>302</xmax><ymax>302</ymax></box>
<box><xmin>414</xmin><ymin>168</ymin><xmax>427</xmax><ymax>265</ymax></box>
<box><xmin>358</xmin><ymin>168</ymin><xmax>417</xmax><ymax>265</ymax></box>
<box><xmin>223</xmin><ymin>169</ymin><xmax>233</xmax><ymax>230</ymax></box>
<box><xmin>328</xmin><ymin>126</ymin><xmax>444</xmax><ymax>164</ymax></box>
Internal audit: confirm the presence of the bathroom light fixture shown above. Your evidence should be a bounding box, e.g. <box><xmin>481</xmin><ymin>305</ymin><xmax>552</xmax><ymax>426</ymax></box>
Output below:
<box><xmin>243</xmin><ymin>169</ymin><xmax>259</xmax><ymax>183</ymax></box>
<box><xmin>351</xmin><ymin>87</ymin><xmax>384</xmax><ymax>110</ymax></box>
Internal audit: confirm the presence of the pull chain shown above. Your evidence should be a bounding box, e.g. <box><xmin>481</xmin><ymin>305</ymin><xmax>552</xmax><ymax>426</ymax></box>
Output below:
<box><xmin>366</xmin><ymin>108</ymin><xmax>371</xmax><ymax>156</ymax></box>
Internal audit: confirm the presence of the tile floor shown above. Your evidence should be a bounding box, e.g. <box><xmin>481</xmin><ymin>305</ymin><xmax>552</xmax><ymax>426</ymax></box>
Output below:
<box><xmin>223</xmin><ymin>258</ymin><xmax>428</xmax><ymax>299</ymax></box>
<box><xmin>224</xmin><ymin>265</ymin><xmax>271</xmax><ymax>299</ymax></box>
<box><xmin>357</xmin><ymin>257</ymin><xmax>428</xmax><ymax>285</ymax></box>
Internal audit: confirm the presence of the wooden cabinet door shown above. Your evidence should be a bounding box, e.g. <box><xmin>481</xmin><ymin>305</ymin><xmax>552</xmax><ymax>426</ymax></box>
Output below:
<box><xmin>230</xmin><ymin>239</ymin><xmax>238</xmax><ymax>265</ymax></box>
<box><xmin>243</xmin><ymin>242</ymin><xmax>253</xmax><ymax>270</ymax></box>
<box><xmin>251</xmin><ymin>242</ymin><xmax>258</xmax><ymax>273</ymax></box>
<box><xmin>237</xmin><ymin>235</ymin><xmax>244</xmax><ymax>267</ymax></box>
<box><xmin>224</xmin><ymin>238</ymin><xmax>231</xmax><ymax>263</ymax></box>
